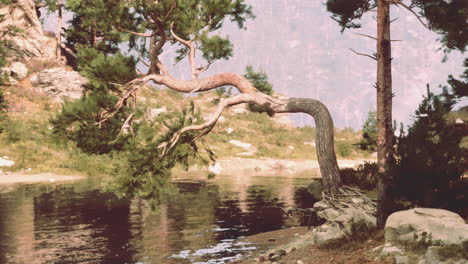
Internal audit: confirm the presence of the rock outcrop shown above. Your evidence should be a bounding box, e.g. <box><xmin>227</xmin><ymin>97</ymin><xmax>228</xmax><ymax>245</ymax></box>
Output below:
<box><xmin>310</xmin><ymin>186</ymin><xmax>377</xmax><ymax>245</ymax></box>
<box><xmin>30</xmin><ymin>68</ymin><xmax>87</xmax><ymax>101</ymax></box>
<box><xmin>0</xmin><ymin>0</ymin><xmax>56</xmax><ymax>60</ymax></box>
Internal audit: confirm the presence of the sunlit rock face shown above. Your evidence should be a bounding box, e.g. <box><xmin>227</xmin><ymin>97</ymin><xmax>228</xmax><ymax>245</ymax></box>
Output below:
<box><xmin>0</xmin><ymin>0</ymin><xmax>56</xmax><ymax>60</ymax></box>
<box><xmin>30</xmin><ymin>67</ymin><xmax>87</xmax><ymax>101</ymax></box>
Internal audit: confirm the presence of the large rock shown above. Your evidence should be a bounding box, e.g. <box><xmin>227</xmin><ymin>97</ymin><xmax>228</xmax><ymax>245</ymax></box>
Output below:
<box><xmin>0</xmin><ymin>0</ymin><xmax>56</xmax><ymax>60</ymax></box>
<box><xmin>30</xmin><ymin>68</ymin><xmax>87</xmax><ymax>101</ymax></box>
<box><xmin>379</xmin><ymin>208</ymin><xmax>468</xmax><ymax>264</ymax></box>
<box><xmin>1</xmin><ymin>61</ymin><xmax>28</xmax><ymax>83</ymax></box>
<box><xmin>385</xmin><ymin>208</ymin><xmax>468</xmax><ymax>246</ymax></box>
<box><xmin>306</xmin><ymin>180</ymin><xmax>323</xmax><ymax>200</ymax></box>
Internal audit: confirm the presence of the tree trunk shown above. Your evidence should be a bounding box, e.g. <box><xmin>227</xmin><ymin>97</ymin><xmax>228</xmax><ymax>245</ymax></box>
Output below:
<box><xmin>376</xmin><ymin>0</ymin><xmax>394</xmax><ymax>229</ymax></box>
<box><xmin>56</xmin><ymin>0</ymin><xmax>62</xmax><ymax>63</ymax></box>
<box><xmin>283</xmin><ymin>98</ymin><xmax>342</xmax><ymax>191</ymax></box>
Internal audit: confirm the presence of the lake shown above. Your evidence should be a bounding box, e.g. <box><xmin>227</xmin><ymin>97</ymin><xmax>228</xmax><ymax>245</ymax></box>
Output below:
<box><xmin>0</xmin><ymin>170</ymin><xmax>319</xmax><ymax>264</ymax></box>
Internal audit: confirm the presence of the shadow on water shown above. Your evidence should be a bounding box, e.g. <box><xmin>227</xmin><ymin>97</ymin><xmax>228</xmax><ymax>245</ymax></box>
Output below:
<box><xmin>0</xmin><ymin>171</ymin><xmax>320</xmax><ymax>264</ymax></box>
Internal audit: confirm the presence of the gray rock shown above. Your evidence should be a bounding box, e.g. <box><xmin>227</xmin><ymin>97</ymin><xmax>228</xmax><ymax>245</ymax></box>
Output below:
<box><xmin>0</xmin><ymin>0</ymin><xmax>56</xmax><ymax>60</ymax></box>
<box><xmin>306</xmin><ymin>180</ymin><xmax>323</xmax><ymax>200</ymax></box>
<box><xmin>380</xmin><ymin>244</ymin><xmax>404</xmax><ymax>257</ymax></box>
<box><xmin>6</xmin><ymin>61</ymin><xmax>28</xmax><ymax>79</ymax></box>
<box><xmin>385</xmin><ymin>208</ymin><xmax>468</xmax><ymax>246</ymax></box>
<box><xmin>30</xmin><ymin>68</ymin><xmax>87</xmax><ymax>101</ymax></box>
<box><xmin>394</xmin><ymin>255</ymin><xmax>409</xmax><ymax>264</ymax></box>
<box><xmin>311</xmin><ymin>222</ymin><xmax>346</xmax><ymax>245</ymax></box>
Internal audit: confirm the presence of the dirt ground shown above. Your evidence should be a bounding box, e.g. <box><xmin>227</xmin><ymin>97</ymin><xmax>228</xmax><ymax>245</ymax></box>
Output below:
<box><xmin>231</xmin><ymin>228</ymin><xmax>393</xmax><ymax>264</ymax></box>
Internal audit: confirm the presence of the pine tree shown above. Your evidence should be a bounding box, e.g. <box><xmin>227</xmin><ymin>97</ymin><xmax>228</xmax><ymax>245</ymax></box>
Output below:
<box><xmin>326</xmin><ymin>0</ymin><xmax>468</xmax><ymax>227</ymax></box>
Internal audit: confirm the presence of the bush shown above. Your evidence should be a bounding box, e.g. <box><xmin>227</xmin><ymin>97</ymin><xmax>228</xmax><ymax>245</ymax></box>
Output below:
<box><xmin>336</xmin><ymin>141</ymin><xmax>352</xmax><ymax>157</ymax></box>
<box><xmin>340</xmin><ymin>162</ymin><xmax>378</xmax><ymax>190</ymax></box>
<box><xmin>243</xmin><ymin>65</ymin><xmax>274</xmax><ymax>115</ymax></box>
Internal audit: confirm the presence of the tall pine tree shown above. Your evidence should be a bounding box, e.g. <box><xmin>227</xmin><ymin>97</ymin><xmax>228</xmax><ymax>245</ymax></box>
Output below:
<box><xmin>326</xmin><ymin>0</ymin><xmax>467</xmax><ymax>228</ymax></box>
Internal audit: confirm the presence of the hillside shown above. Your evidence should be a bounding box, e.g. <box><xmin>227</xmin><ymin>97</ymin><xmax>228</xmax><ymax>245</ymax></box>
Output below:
<box><xmin>0</xmin><ymin>70</ymin><xmax>372</xmax><ymax>178</ymax></box>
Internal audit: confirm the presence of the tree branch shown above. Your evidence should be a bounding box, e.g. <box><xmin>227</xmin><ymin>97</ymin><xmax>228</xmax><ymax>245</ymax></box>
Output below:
<box><xmin>354</xmin><ymin>32</ymin><xmax>377</xmax><ymax>40</ymax></box>
<box><xmin>389</xmin><ymin>0</ymin><xmax>429</xmax><ymax>29</ymax></box>
<box><xmin>117</xmin><ymin>27</ymin><xmax>155</xmax><ymax>37</ymax></box>
<box><xmin>170</xmin><ymin>22</ymin><xmax>199</xmax><ymax>80</ymax></box>
<box><xmin>349</xmin><ymin>48</ymin><xmax>377</xmax><ymax>61</ymax></box>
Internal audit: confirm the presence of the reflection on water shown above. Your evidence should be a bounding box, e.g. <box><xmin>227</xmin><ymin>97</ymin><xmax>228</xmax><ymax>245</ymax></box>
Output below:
<box><xmin>0</xmin><ymin>171</ymin><xmax>319</xmax><ymax>264</ymax></box>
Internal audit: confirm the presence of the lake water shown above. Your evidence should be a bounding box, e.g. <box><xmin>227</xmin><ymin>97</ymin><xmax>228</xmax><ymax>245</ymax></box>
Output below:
<box><xmin>0</xmin><ymin>171</ymin><xmax>319</xmax><ymax>264</ymax></box>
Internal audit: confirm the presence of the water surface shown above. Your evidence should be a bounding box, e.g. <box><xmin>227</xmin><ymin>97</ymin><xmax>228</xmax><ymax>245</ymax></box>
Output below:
<box><xmin>0</xmin><ymin>171</ymin><xmax>319</xmax><ymax>264</ymax></box>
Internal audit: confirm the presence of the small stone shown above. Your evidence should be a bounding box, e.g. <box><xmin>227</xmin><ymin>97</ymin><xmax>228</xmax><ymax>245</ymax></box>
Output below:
<box><xmin>268</xmin><ymin>238</ymin><xmax>276</xmax><ymax>242</ymax></box>
<box><xmin>268</xmin><ymin>250</ymin><xmax>287</xmax><ymax>261</ymax></box>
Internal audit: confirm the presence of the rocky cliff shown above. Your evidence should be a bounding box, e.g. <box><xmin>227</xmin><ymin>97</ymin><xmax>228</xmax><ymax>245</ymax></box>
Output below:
<box><xmin>0</xmin><ymin>0</ymin><xmax>56</xmax><ymax>61</ymax></box>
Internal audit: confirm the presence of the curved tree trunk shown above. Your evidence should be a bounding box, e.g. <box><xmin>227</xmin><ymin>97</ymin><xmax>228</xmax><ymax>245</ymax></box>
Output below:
<box><xmin>111</xmin><ymin>74</ymin><xmax>342</xmax><ymax>193</ymax></box>
<box><xmin>283</xmin><ymin>98</ymin><xmax>342</xmax><ymax>191</ymax></box>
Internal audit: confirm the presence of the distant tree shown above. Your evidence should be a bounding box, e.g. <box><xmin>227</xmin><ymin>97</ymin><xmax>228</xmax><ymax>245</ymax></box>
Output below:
<box><xmin>49</xmin><ymin>0</ymin><xmax>345</xmax><ymax>205</ymax></box>
<box><xmin>360</xmin><ymin>110</ymin><xmax>377</xmax><ymax>151</ymax></box>
<box><xmin>326</xmin><ymin>0</ymin><xmax>468</xmax><ymax>228</ymax></box>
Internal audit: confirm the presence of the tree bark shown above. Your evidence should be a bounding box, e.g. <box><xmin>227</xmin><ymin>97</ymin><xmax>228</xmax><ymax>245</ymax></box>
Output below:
<box><xmin>376</xmin><ymin>0</ymin><xmax>394</xmax><ymax>229</ymax></box>
<box><xmin>56</xmin><ymin>0</ymin><xmax>62</xmax><ymax>63</ymax></box>
<box><xmin>284</xmin><ymin>98</ymin><xmax>342</xmax><ymax>191</ymax></box>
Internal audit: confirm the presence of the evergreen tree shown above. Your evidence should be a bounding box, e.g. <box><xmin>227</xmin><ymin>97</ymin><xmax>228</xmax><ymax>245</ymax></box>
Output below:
<box><xmin>326</xmin><ymin>0</ymin><xmax>468</xmax><ymax>227</ymax></box>
<box><xmin>396</xmin><ymin>82</ymin><xmax>466</xmax><ymax>208</ymax></box>
<box><xmin>360</xmin><ymin>110</ymin><xmax>377</xmax><ymax>151</ymax></box>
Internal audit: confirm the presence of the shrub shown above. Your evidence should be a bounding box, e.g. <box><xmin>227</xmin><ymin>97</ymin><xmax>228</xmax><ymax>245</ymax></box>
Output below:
<box><xmin>339</xmin><ymin>162</ymin><xmax>378</xmax><ymax>190</ymax></box>
<box><xmin>243</xmin><ymin>65</ymin><xmax>274</xmax><ymax>115</ymax></box>
<box><xmin>336</xmin><ymin>141</ymin><xmax>352</xmax><ymax>157</ymax></box>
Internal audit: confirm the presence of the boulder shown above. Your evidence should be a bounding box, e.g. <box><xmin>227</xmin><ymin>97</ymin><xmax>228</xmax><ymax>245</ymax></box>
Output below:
<box><xmin>4</xmin><ymin>61</ymin><xmax>28</xmax><ymax>80</ymax></box>
<box><xmin>385</xmin><ymin>208</ymin><xmax>468</xmax><ymax>246</ymax></box>
<box><xmin>306</xmin><ymin>180</ymin><xmax>323</xmax><ymax>200</ymax></box>
<box><xmin>0</xmin><ymin>0</ymin><xmax>56</xmax><ymax>60</ymax></box>
<box><xmin>380</xmin><ymin>208</ymin><xmax>468</xmax><ymax>264</ymax></box>
<box><xmin>30</xmin><ymin>68</ymin><xmax>87</xmax><ymax>101</ymax></box>
<box><xmin>0</xmin><ymin>157</ymin><xmax>15</xmax><ymax>167</ymax></box>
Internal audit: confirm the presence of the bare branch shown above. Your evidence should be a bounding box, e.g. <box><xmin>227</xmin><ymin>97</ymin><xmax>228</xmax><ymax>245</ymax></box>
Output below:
<box><xmin>390</xmin><ymin>17</ymin><xmax>399</xmax><ymax>23</ymax></box>
<box><xmin>170</xmin><ymin>22</ymin><xmax>198</xmax><ymax>80</ymax></box>
<box><xmin>389</xmin><ymin>0</ymin><xmax>429</xmax><ymax>29</ymax></box>
<box><xmin>158</xmin><ymin>93</ymin><xmax>274</xmax><ymax>156</ymax></box>
<box><xmin>117</xmin><ymin>27</ymin><xmax>155</xmax><ymax>37</ymax></box>
<box><xmin>353</xmin><ymin>33</ymin><xmax>377</xmax><ymax>41</ymax></box>
<box><xmin>353</xmin><ymin>33</ymin><xmax>401</xmax><ymax>42</ymax></box>
<box><xmin>349</xmin><ymin>48</ymin><xmax>377</xmax><ymax>61</ymax></box>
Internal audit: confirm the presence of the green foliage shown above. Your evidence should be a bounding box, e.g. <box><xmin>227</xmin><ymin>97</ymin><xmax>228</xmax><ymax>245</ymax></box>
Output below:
<box><xmin>360</xmin><ymin>110</ymin><xmax>377</xmax><ymax>151</ymax></box>
<box><xmin>447</xmin><ymin>58</ymin><xmax>468</xmax><ymax>97</ymax></box>
<box><xmin>336</xmin><ymin>141</ymin><xmax>352</xmax><ymax>157</ymax></box>
<box><xmin>76</xmin><ymin>46</ymin><xmax>137</xmax><ymax>92</ymax></box>
<box><xmin>243</xmin><ymin>65</ymin><xmax>274</xmax><ymax>114</ymax></box>
<box><xmin>395</xmin><ymin>81</ymin><xmax>467</xmax><ymax>207</ymax></box>
<box><xmin>412</xmin><ymin>0</ymin><xmax>468</xmax><ymax>52</ymax></box>
<box><xmin>199</xmin><ymin>33</ymin><xmax>233</xmax><ymax>62</ymax></box>
<box><xmin>51</xmin><ymin>47</ymin><xmax>138</xmax><ymax>154</ymax></box>
<box><xmin>108</xmin><ymin>102</ymin><xmax>215</xmax><ymax>208</ymax></box>
<box><xmin>327</xmin><ymin>0</ymin><xmax>467</xmax><ymax>52</ymax></box>
<box><xmin>339</xmin><ymin>162</ymin><xmax>378</xmax><ymax>190</ymax></box>
<box><xmin>326</xmin><ymin>0</ymin><xmax>374</xmax><ymax>32</ymax></box>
